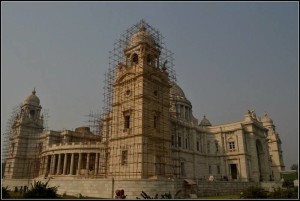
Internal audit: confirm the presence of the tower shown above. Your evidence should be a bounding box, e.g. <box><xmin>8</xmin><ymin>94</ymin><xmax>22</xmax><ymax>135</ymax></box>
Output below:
<box><xmin>4</xmin><ymin>89</ymin><xmax>44</xmax><ymax>179</ymax></box>
<box><xmin>108</xmin><ymin>21</ymin><xmax>173</xmax><ymax>179</ymax></box>
<box><xmin>262</xmin><ymin>113</ymin><xmax>285</xmax><ymax>181</ymax></box>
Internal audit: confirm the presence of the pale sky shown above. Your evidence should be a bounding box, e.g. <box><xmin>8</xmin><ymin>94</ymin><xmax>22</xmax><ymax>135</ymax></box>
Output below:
<box><xmin>1</xmin><ymin>2</ymin><xmax>298</xmax><ymax>169</ymax></box>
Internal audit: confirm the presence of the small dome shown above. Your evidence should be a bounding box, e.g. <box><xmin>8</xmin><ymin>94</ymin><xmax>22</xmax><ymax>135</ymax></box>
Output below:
<box><xmin>261</xmin><ymin>113</ymin><xmax>273</xmax><ymax>124</ymax></box>
<box><xmin>128</xmin><ymin>24</ymin><xmax>156</xmax><ymax>47</ymax></box>
<box><xmin>23</xmin><ymin>88</ymin><xmax>40</xmax><ymax>106</ymax></box>
<box><xmin>170</xmin><ymin>81</ymin><xmax>186</xmax><ymax>99</ymax></box>
<box><xmin>199</xmin><ymin>115</ymin><xmax>212</xmax><ymax>126</ymax></box>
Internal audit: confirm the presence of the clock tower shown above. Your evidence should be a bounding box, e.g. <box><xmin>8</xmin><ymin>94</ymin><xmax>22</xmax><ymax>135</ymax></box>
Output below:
<box><xmin>108</xmin><ymin>21</ymin><xmax>173</xmax><ymax>178</ymax></box>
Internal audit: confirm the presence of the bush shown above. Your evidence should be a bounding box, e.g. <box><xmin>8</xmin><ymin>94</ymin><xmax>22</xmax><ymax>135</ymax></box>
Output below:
<box><xmin>136</xmin><ymin>191</ymin><xmax>172</xmax><ymax>199</ymax></box>
<box><xmin>242</xmin><ymin>186</ymin><xmax>268</xmax><ymax>199</ymax></box>
<box><xmin>282</xmin><ymin>180</ymin><xmax>294</xmax><ymax>189</ymax></box>
<box><xmin>23</xmin><ymin>179</ymin><xmax>58</xmax><ymax>198</ymax></box>
<box><xmin>268</xmin><ymin>187</ymin><xmax>298</xmax><ymax>199</ymax></box>
<box><xmin>2</xmin><ymin>186</ymin><xmax>10</xmax><ymax>199</ymax></box>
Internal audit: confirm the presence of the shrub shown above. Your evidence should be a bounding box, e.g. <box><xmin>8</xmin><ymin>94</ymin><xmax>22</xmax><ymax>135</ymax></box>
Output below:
<box><xmin>268</xmin><ymin>187</ymin><xmax>298</xmax><ymax>199</ymax></box>
<box><xmin>23</xmin><ymin>179</ymin><xmax>58</xmax><ymax>198</ymax></box>
<box><xmin>282</xmin><ymin>179</ymin><xmax>294</xmax><ymax>189</ymax></box>
<box><xmin>242</xmin><ymin>186</ymin><xmax>268</xmax><ymax>199</ymax></box>
<box><xmin>136</xmin><ymin>191</ymin><xmax>172</xmax><ymax>199</ymax></box>
<box><xmin>2</xmin><ymin>186</ymin><xmax>10</xmax><ymax>199</ymax></box>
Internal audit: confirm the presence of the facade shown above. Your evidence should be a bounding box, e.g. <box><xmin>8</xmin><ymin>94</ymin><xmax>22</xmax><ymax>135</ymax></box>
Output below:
<box><xmin>3</xmin><ymin>21</ymin><xmax>285</xmax><ymax>188</ymax></box>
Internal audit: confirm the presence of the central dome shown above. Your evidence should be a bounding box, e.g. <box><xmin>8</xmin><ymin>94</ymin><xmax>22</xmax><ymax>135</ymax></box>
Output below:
<box><xmin>128</xmin><ymin>24</ymin><xmax>156</xmax><ymax>48</ymax></box>
<box><xmin>170</xmin><ymin>81</ymin><xmax>186</xmax><ymax>99</ymax></box>
<box><xmin>169</xmin><ymin>81</ymin><xmax>191</xmax><ymax>106</ymax></box>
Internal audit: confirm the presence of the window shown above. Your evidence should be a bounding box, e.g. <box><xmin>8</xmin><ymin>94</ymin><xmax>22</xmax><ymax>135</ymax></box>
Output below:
<box><xmin>121</xmin><ymin>150</ymin><xmax>128</xmax><ymax>165</ymax></box>
<box><xmin>132</xmin><ymin>54</ymin><xmax>138</xmax><ymax>64</ymax></box>
<box><xmin>228</xmin><ymin>141</ymin><xmax>235</xmax><ymax>152</ymax></box>
<box><xmin>124</xmin><ymin>115</ymin><xmax>130</xmax><ymax>129</ymax></box>
<box><xmin>29</xmin><ymin>110</ymin><xmax>35</xmax><ymax>119</ymax></box>
<box><xmin>185</xmin><ymin>107</ymin><xmax>188</xmax><ymax>120</ymax></box>
<box><xmin>154</xmin><ymin>115</ymin><xmax>158</xmax><ymax>128</ymax></box>
<box><xmin>181</xmin><ymin>162</ymin><xmax>185</xmax><ymax>176</ymax></box>
<box><xmin>196</xmin><ymin>141</ymin><xmax>199</xmax><ymax>151</ymax></box>
<box><xmin>147</xmin><ymin>54</ymin><xmax>153</xmax><ymax>65</ymax></box>
<box><xmin>178</xmin><ymin>136</ymin><xmax>182</xmax><ymax>147</ymax></box>
<box><xmin>185</xmin><ymin>138</ymin><xmax>188</xmax><ymax>149</ymax></box>
<box><xmin>8</xmin><ymin>164</ymin><xmax>11</xmax><ymax>173</ymax></box>
<box><xmin>215</xmin><ymin>141</ymin><xmax>219</xmax><ymax>153</ymax></box>
<box><xmin>11</xmin><ymin>143</ymin><xmax>15</xmax><ymax>155</ymax></box>
<box><xmin>217</xmin><ymin>165</ymin><xmax>220</xmax><ymax>174</ymax></box>
<box><xmin>207</xmin><ymin>141</ymin><xmax>210</xmax><ymax>153</ymax></box>
<box><xmin>171</xmin><ymin>135</ymin><xmax>175</xmax><ymax>146</ymax></box>
<box><xmin>155</xmin><ymin>156</ymin><xmax>165</xmax><ymax>175</ymax></box>
<box><xmin>209</xmin><ymin>165</ymin><xmax>212</xmax><ymax>174</ymax></box>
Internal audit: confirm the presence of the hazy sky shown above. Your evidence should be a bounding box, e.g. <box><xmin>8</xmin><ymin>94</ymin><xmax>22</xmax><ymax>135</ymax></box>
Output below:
<box><xmin>1</xmin><ymin>2</ymin><xmax>298</xmax><ymax>169</ymax></box>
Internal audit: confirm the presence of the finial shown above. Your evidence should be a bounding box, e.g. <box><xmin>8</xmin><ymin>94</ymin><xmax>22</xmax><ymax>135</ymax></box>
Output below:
<box><xmin>32</xmin><ymin>88</ymin><xmax>36</xmax><ymax>95</ymax></box>
<box><xmin>204</xmin><ymin>115</ymin><xmax>206</xmax><ymax>118</ymax></box>
<box><xmin>139</xmin><ymin>20</ymin><xmax>146</xmax><ymax>32</ymax></box>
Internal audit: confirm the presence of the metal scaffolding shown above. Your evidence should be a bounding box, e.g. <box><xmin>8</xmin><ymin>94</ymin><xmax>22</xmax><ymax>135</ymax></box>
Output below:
<box><xmin>99</xmin><ymin>19</ymin><xmax>178</xmax><ymax>178</ymax></box>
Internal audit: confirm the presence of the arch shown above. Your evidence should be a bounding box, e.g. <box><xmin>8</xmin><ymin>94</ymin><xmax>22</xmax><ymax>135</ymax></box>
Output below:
<box><xmin>131</xmin><ymin>53</ymin><xmax>138</xmax><ymax>65</ymax></box>
<box><xmin>256</xmin><ymin>139</ymin><xmax>265</xmax><ymax>181</ymax></box>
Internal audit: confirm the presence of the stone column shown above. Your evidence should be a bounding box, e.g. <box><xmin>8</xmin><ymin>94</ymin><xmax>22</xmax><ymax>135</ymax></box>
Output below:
<box><xmin>57</xmin><ymin>154</ymin><xmax>61</xmax><ymax>175</ymax></box>
<box><xmin>70</xmin><ymin>153</ymin><xmax>74</xmax><ymax>175</ymax></box>
<box><xmin>63</xmin><ymin>153</ymin><xmax>68</xmax><ymax>175</ymax></box>
<box><xmin>49</xmin><ymin>155</ymin><xmax>54</xmax><ymax>175</ymax></box>
<box><xmin>39</xmin><ymin>156</ymin><xmax>44</xmax><ymax>176</ymax></box>
<box><xmin>77</xmin><ymin>153</ymin><xmax>82</xmax><ymax>175</ymax></box>
<box><xmin>53</xmin><ymin>154</ymin><xmax>57</xmax><ymax>175</ymax></box>
<box><xmin>44</xmin><ymin>155</ymin><xmax>49</xmax><ymax>175</ymax></box>
<box><xmin>94</xmin><ymin>153</ymin><xmax>99</xmax><ymax>175</ymax></box>
<box><xmin>86</xmin><ymin>153</ymin><xmax>90</xmax><ymax>176</ymax></box>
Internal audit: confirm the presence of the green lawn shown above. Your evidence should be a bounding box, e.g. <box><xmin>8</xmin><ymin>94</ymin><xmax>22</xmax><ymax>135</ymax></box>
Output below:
<box><xmin>197</xmin><ymin>194</ymin><xmax>241</xmax><ymax>199</ymax></box>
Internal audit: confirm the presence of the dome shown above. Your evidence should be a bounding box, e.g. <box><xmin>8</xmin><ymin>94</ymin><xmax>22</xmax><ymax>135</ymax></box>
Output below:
<box><xmin>199</xmin><ymin>115</ymin><xmax>212</xmax><ymax>126</ymax></box>
<box><xmin>170</xmin><ymin>81</ymin><xmax>186</xmax><ymax>99</ymax></box>
<box><xmin>23</xmin><ymin>88</ymin><xmax>40</xmax><ymax>106</ymax></box>
<box><xmin>128</xmin><ymin>24</ymin><xmax>156</xmax><ymax>48</ymax></box>
<box><xmin>261</xmin><ymin>113</ymin><xmax>273</xmax><ymax>124</ymax></box>
<box><xmin>170</xmin><ymin>81</ymin><xmax>191</xmax><ymax>106</ymax></box>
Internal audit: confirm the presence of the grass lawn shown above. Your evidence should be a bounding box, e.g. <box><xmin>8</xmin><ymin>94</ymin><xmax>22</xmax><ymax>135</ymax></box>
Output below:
<box><xmin>197</xmin><ymin>194</ymin><xmax>241</xmax><ymax>199</ymax></box>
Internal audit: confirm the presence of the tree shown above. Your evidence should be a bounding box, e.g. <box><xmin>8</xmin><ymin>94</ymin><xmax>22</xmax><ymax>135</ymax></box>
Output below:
<box><xmin>290</xmin><ymin>164</ymin><xmax>298</xmax><ymax>172</ymax></box>
<box><xmin>23</xmin><ymin>179</ymin><xmax>58</xmax><ymax>198</ymax></box>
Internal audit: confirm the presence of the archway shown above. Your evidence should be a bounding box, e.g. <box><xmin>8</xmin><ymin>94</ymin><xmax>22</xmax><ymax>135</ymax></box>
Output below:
<box><xmin>256</xmin><ymin>139</ymin><xmax>265</xmax><ymax>181</ymax></box>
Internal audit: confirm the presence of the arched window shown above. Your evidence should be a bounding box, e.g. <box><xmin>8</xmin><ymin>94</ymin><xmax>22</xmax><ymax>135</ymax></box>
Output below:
<box><xmin>132</xmin><ymin>54</ymin><xmax>138</xmax><ymax>65</ymax></box>
<box><xmin>29</xmin><ymin>110</ymin><xmax>35</xmax><ymax>119</ymax></box>
<box><xmin>207</xmin><ymin>141</ymin><xmax>210</xmax><ymax>153</ymax></box>
<box><xmin>147</xmin><ymin>54</ymin><xmax>153</xmax><ymax>65</ymax></box>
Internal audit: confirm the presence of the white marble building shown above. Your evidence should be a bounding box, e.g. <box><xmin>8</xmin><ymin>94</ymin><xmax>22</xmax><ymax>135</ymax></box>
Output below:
<box><xmin>3</xmin><ymin>21</ymin><xmax>285</xmax><ymax>187</ymax></box>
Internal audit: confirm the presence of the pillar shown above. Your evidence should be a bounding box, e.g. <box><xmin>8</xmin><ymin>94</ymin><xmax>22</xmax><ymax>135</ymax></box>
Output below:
<box><xmin>86</xmin><ymin>153</ymin><xmax>90</xmax><ymax>176</ymax></box>
<box><xmin>56</xmin><ymin>154</ymin><xmax>61</xmax><ymax>175</ymax></box>
<box><xmin>63</xmin><ymin>153</ymin><xmax>67</xmax><ymax>175</ymax></box>
<box><xmin>77</xmin><ymin>153</ymin><xmax>82</xmax><ymax>175</ymax></box>
<box><xmin>70</xmin><ymin>153</ymin><xmax>74</xmax><ymax>175</ymax></box>
<box><xmin>94</xmin><ymin>153</ymin><xmax>99</xmax><ymax>175</ymax></box>
<box><xmin>50</xmin><ymin>155</ymin><xmax>54</xmax><ymax>175</ymax></box>
<box><xmin>53</xmin><ymin>154</ymin><xmax>57</xmax><ymax>175</ymax></box>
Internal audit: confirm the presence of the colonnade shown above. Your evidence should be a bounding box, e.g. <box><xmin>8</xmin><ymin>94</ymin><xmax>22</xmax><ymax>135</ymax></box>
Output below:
<box><xmin>40</xmin><ymin>152</ymin><xmax>103</xmax><ymax>177</ymax></box>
